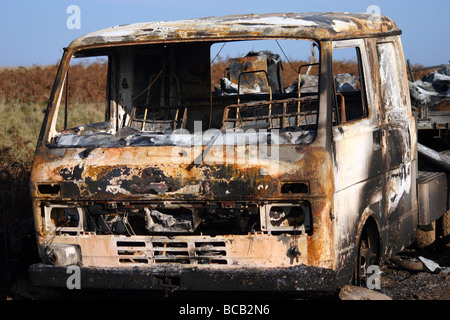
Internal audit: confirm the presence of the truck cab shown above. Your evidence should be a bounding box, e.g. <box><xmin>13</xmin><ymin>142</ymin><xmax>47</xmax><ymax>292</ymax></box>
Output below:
<box><xmin>28</xmin><ymin>12</ymin><xmax>447</xmax><ymax>292</ymax></box>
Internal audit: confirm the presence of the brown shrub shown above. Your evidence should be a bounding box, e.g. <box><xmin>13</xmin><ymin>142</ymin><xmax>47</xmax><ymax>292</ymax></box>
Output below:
<box><xmin>65</xmin><ymin>62</ymin><xmax>108</xmax><ymax>103</ymax></box>
<box><xmin>406</xmin><ymin>62</ymin><xmax>443</xmax><ymax>82</ymax></box>
<box><xmin>0</xmin><ymin>65</ymin><xmax>58</xmax><ymax>103</ymax></box>
<box><xmin>210</xmin><ymin>59</ymin><xmax>361</xmax><ymax>89</ymax></box>
<box><xmin>0</xmin><ymin>63</ymin><xmax>107</xmax><ymax>104</ymax></box>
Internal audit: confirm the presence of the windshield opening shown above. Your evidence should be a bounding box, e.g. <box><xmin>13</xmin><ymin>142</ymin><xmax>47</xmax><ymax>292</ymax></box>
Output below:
<box><xmin>50</xmin><ymin>39</ymin><xmax>320</xmax><ymax>148</ymax></box>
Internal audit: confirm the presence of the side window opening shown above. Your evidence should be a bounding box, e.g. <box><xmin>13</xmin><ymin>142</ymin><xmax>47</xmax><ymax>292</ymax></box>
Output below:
<box><xmin>210</xmin><ymin>40</ymin><xmax>320</xmax><ymax>137</ymax></box>
<box><xmin>332</xmin><ymin>46</ymin><xmax>368</xmax><ymax>125</ymax></box>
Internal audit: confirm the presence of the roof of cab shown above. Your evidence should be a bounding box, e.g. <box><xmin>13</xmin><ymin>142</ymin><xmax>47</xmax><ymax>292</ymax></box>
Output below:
<box><xmin>68</xmin><ymin>12</ymin><xmax>400</xmax><ymax>49</ymax></box>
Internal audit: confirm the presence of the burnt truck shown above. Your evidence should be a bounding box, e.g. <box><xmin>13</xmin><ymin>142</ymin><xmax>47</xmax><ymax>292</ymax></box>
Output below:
<box><xmin>28</xmin><ymin>12</ymin><xmax>449</xmax><ymax>292</ymax></box>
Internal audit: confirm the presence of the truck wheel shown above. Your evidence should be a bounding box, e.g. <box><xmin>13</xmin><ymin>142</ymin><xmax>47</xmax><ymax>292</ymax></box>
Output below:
<box><xmin>353</xmin><ymin>222</ymin><xmax>380</xmax><ymax>287</ymax></box>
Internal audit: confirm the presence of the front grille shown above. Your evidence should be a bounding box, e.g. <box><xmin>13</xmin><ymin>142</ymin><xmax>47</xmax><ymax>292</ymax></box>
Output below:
<box><xmin>194</xmin><ymin>242</ymin><xmax>227</xmax><ymax>265</ymax></box>
<box><xmin>117</xmin><ymin>241</ymin><xmax>148</xmax><ymax>264</ymax></box>
<box><xmin>116</xmin><ymin>239</ymin><xmax>227</xmax><ymax>265</ymax></box>
<box><xmin>153</xmin><ymin>242</ymin><xmax>190</xmax><ymax>264</ymax></box>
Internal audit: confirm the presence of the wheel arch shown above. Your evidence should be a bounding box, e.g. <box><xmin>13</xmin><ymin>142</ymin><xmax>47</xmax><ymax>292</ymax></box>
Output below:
<box><xmin>352</xmin><ymin>209</ymin><xmax>382</xmax><ymax>286</ymax></box>
<box><xmin>355</xmin><ymin>209</ymin><xmax>382</xmax><ymax>263</ymax></box>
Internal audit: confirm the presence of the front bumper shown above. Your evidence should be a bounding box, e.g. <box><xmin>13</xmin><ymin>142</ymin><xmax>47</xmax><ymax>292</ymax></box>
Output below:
<box><xmin>29</xmin><ymin>263</ymin><xmax>337</xmax><ymax>292</ymax></box>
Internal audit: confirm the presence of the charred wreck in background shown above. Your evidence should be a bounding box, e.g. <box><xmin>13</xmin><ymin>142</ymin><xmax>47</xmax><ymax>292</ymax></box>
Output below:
<box><xmin>28</xmin><ymin>12</ymin><xmax>448</xmax><ymax>292</ymax></box>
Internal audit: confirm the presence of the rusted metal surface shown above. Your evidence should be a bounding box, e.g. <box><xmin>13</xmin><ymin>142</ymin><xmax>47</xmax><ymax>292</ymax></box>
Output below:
<box><xmin>28</xmin><ymin>12</ymin><xmax>434</xmax><ymax>292</ymax></box>
<box><xmin>31</xmin><ymin>144</ymin><xmax>333</xmax><ymax>200</ymax></box>
<box><xmin>69</xmin><ymin>12</ymin><xmax>400</xmax><ymax>49</ymax></box>
<box><xmin>36</xmin><ymin>234</ymin><xmax>307</xmax><ymax>268</ymax></box>
<box><xmin>31</xmin><ymin>142</ymin><xmax>335</xmax><ymax>271</ymax></box>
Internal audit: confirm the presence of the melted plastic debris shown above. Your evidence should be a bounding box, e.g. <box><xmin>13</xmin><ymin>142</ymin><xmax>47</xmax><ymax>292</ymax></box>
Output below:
<box><xmin>409</xmin><ymin>61</ymin><xmax>450</xmax><ymax>108</ymax></box>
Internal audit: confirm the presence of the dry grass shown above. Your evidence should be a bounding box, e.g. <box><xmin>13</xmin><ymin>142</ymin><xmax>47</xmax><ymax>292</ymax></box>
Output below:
<box><xmin>0</xmin><ymin>100</ymin><xmax>46</xmax><ymax>163</ymax></box>
<box><xmin>0</xmin><ymin>62</ymin><xmax>107</xmax><ymax>104</ymax></box>
<box><xmin>0</xmin><ymin>62</ymin><xmax>108</xmax><ymax>164</ymax></box>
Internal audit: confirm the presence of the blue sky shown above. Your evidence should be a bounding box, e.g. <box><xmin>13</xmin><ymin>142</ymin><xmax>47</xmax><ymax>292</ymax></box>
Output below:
<box><xmin>0</xmin><ymin>0</ymin><xmax>448</xmax><ymax>67</ymax></box>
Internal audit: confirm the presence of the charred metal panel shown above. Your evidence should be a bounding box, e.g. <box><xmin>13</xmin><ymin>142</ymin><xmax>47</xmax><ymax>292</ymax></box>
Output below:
<box><xmin>228</xmin><ymin>51</ymin><xmax>283</xmax><ymax>94</ymax></box>
<box><xmin>31</xmin><ymin>144</ymin><xmax>334</xmax><ymax>201</ymax></box>
<box><xmin>29</xmin><ymin>263</ymin><xmax>338</xmax><ymax>292</ymax></box>
<box><xmin>377</xmin><ymin>37</ymin><xmax>418</xmax><ymax>256</ymax></box>
<box><xmin>68</xmin><ymin>13</ymin><xmax>400</xmax><ymax>49</ymax></box>
<box><xmin>331</xmin><ymin>36</ymin><xmax>415</xmax><ymax>281</ymax></box>
<box><xmin>31</xmin><ymin>145</ymin><xmax>336</xmax><ymax>270</ymax></box>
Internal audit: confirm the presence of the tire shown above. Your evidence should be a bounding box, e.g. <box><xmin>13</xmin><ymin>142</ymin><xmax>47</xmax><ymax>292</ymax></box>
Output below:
<box><xmin>353</xmin><ymin>222</ymin><xmax>380</xmax><ymax>287</ymax></box>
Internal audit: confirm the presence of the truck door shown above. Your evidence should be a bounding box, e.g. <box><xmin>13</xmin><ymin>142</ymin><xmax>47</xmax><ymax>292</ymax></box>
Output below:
<box><xmin>376</xmin><ymin>39</ymin><xmax>417</xmax><ymax>254</ymax></box>
<box><xmin>331</xmin><ymin>39</ymin><xmax>384</xmax><ymax>278</ymax></box>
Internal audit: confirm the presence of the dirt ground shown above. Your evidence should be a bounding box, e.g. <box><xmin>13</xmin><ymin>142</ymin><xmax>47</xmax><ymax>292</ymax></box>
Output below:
<box><xmin>378</xmin><ymin>245</ymin><xmax>450</xmax><ymax>300</ymax></box>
